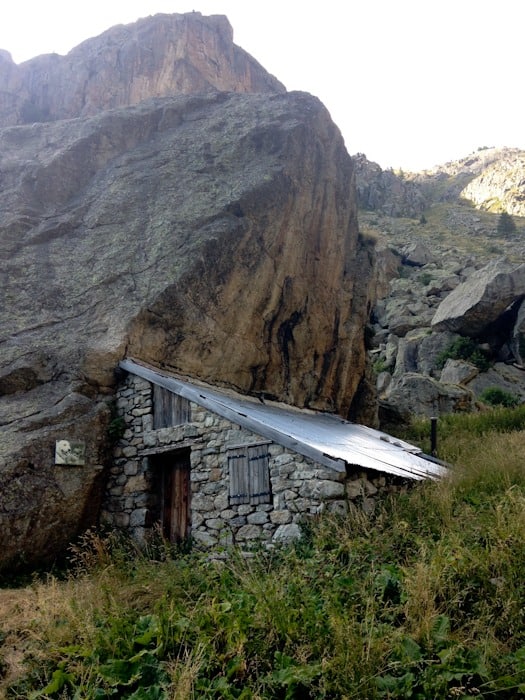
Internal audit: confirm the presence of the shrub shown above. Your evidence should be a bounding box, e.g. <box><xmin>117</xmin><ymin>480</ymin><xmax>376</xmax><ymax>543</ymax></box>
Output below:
<box><xmin>373</xmin><ymin>358</ymin><xmax>391</xmax><ymax>375</ymax></box>
<box><xmin>497</xmin><ymin>211</ymin><xmax>516</xmax><ymax>235</ymax></box>
<box><xmin>436</xmin><ymin>336</ymin><xmax>491</xmax><ymax>372</ymax></box>
<box><xmin>479</xmin><ymin>386</ymin><xmax>520</xmax><ymax>408</ymax></box>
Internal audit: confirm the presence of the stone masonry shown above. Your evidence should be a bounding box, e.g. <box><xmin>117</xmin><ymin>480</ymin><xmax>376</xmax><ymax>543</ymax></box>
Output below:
<box><xmin>101</xmin><ymin>374</ymin><xmax>409</xmax><ymax>547</ymax></box>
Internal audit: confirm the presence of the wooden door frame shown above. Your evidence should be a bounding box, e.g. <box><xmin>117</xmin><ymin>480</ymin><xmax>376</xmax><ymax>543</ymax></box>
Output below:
<box><xmin>153</xmin><ymin>448</ymin><xmax>191</xmax><ymax>543</ymax></box>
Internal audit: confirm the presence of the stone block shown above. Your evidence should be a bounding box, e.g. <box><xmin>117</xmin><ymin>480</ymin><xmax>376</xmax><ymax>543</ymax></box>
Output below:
<box><xmin>220</xmin><ymin>509</ymin><xmax>236</xmax><ymax>520</ymax></box>
<box><xmin>124</xmin><ymin>474</ymin><xmax>148</xmax><ymax>494</ymax></box>
<box><xmin>270</xmin><ymin>510</ymin><xmax>292</xmax><ymax>525</ymax></box>
<box><xmin>272</xmin><ymin>478</ymin><xmax>293</xmax><ymax>493</ymax></box>
<box><xmin>299</xmin><ymin>480</ymin><xmax>345</xmax><ymax>499</ymax></box>
<box><xmin>130</xmin><ymin>508</ymin><xmax>148</xmax><ymax>526</ymax></box>
<box><xmin>192</xmin><ymin>530</ymin><xmax>218</xmax><ymax>546</ymax></box>
<box><xmin>326</xmin><ymin>500</ymin><xmax>348</xmax><ymax>516</ymax></box>
<box><xmin>237</xmin><ymin>505</ymin><xmax>253</xmax><ymax>516</ymax></box>
<box><xmin>122</xmin><ymin>446</ymin><xmax>138</xmax><ymax>458</ymax></box>
<box><xmin>114</xmin><ymin>512</ymin><xmax>130</xmax><ymax>527</ymax></box>
<box><xmin>363</xmin><ymin>479</ymin><xmax>378</xmax><ymax>496</ymax></box>
<box><xmin>247</xmin><ymin>511</ymin><xmax>269</xmax><ymax>525</ymax></box>
<box><xmin>206</xmin><ymin>518</ymin><xmax>225</xmax><ymax>530</ymax></box>
<box><xmin>214</xmin><ymin>492</ymin><xmax>229</xmax><ymax>511</ymax></box>
<box><xmin>190</xmin><ymin>470</ymin><xmax>209</xmax><ymax>482</ymax></box>
<box><xmin>236</xmin><ymin>524</ymin><xmax>262</xmax><ymax>540</ymax></box>
<box><xmin>143</xmin><ymin>432</ymin><xmax>157</xmax><ymax>447</ymax></box>
<box><xmin>192</xmin><ymin>493</ymin><xmax>215</xmax><ymax>512</ymax></box>
<box><xmin>274</xmin><ymin>453</ymin><xmax>294</xmax><ymax>466</ymax></box>
<box><xmin>192</xmin><ymin>512</ymin><xmax>204</xmax><ymax>528</ymax></box>
<box><xmin>131</xmin><ymin>407</ymin><xmax>150</xmax><ymax>417</ymax></box>
<box><xmin>272</xmin><ymin>523</ymin><xmax>302</xmax><ymax>542</ymax></box>
<box><xmin>124</xmin><ymin>461</ymin><xmax>138</xmax><ymax>476</ymax></box>
<box><xmin>346</xmin><ymin>480</ymin><xmax>363</xmax><ymax>500</ymax></box>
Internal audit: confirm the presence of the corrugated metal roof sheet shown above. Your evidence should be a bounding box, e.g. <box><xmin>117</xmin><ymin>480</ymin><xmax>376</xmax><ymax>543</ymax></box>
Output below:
<box><xmin>120</xmin><ymin>359</ymin><xmax>447</xmax><ymax>481</ymax></box>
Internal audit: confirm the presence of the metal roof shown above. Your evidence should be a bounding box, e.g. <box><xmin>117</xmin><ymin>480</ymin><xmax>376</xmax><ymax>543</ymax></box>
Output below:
<box><xmin>120</xmin><ymin>359</ymin><xmax>447</xmax><ymax>481</ymax></box>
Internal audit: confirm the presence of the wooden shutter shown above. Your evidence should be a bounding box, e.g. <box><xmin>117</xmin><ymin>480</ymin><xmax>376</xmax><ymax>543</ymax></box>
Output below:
<box><xmin>248</xmin><ymin>444</ymin><xmax>271</xmax><ymax>504</ymax></box>
<box><xmin>229</xmin><ymin>444</ymin><xmax>271</xmax><ymax>505</ymax></box>
<box><xmin>153</xmin><ymin>385</ymin><xmax>190</xmax><ymax>429</ymax></box>
<box><xmin>229</xmin><ymin>447</ymin><xmax>250</xmax><ymax>505</ymax></box>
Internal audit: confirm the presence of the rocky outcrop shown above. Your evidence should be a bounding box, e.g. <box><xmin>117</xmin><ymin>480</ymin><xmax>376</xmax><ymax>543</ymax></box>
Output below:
<box><xmin>431</xmin><ymin>259</ymin><xmax>525</xmax><ymax>337</ymax></box>
<box><xmin>0</xmin><ymin>86</ymin><xmax>370</xmax><ymax>570</ymax></box>
<box><xmin>355</xmin><ymin>147</ymin><xmax>525</xmax><ymax>220</ymax></box>
<box><xmin>459</xmin><ymin>150</ymin><xmax>525</xmax><ymax>217</ymax></box>
<box><xmin>0</xmin><ymin>12</ymin><xmax>285</xmax><ymax>127</ymax></box>
<box><xmin>353</xmin><ymin>153</ymin><xmax>428</xmax><ymax>217</ymax></box>
<box><xmin>370</xmin><ymin>250</ymin><xmax>525</xmax><ymax>423</ymax></box>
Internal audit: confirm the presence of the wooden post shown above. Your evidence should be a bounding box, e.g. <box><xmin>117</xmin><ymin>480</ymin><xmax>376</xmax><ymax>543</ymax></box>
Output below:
<box><xmin>430</xmin><ymin>416</ymin><xmax>438</xmax><ymax>457</ymax></box>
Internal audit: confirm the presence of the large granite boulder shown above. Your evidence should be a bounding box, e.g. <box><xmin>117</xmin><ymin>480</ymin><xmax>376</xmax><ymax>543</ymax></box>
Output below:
<box><xmin>0</xmin><ymin>45</ymin><xmax>371</xmax><ymax>569</ymax></box>
<box><xmin>381</xmin><ymin>373</ymin><xmax>472</xmax><ymax>421</ymax></box>
<box><xmin>431</xmin><ymin>259</ymin><xmax>525</xmax><ymax>336</ymax></box>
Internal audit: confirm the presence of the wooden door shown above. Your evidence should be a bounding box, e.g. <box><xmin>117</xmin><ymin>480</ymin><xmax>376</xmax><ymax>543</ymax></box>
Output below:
<box><xmin>159</xmin><ymin>449</ymin><xmax>191</xmax><ymax>543</ymax></box>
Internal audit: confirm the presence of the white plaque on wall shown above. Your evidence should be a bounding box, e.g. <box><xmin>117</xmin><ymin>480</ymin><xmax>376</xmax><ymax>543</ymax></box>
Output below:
<box><xmin>55</xmin><ymin>440</ymin><xmax>86</xmax><ymax>465</ymax></box>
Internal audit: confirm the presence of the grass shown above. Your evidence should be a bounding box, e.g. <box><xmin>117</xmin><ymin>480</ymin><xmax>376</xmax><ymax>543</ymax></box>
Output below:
<box><xmin>358</xmin><ymin>203</ymin><xmax>525</xmax><ymax>264</ymax></box>
<box><xmin>1</xmin><ymin>408</ymin><xmax>525</xmax><ymax>698</ymax></box>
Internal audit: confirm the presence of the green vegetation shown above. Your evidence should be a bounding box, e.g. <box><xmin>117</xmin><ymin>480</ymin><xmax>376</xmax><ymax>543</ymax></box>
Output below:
<box><xmin>2</xmin><ymin>408</ymin><xmax>525</xmax><ymax>698</ymax></box>
<box><xmin>479</xmin><ymin>387</ymin><xmax>520</xmax><ymax>408</ymax></box>
<box><xmin>497</xmin><ymin>211</ymin><xmax>517</xmax><ymax>235</ymax></box>
<box><xmin>418</xmin><ymin>271</ymin><xmax>433</xmax><ymax>286</ymax></box>
<box><xmin>436</xmin><ymin>336</ymin><xmax>491</xmax><ymax>372</ymax></box>
<box><xmin>372</xmin><ymin>357</ymin><xmax>390</xmax><ymax>375</ymax></box>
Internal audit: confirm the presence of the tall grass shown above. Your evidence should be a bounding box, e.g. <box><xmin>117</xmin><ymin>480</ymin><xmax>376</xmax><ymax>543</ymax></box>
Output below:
<box><xmin>1</xmin><ymin>408</ymin><xmax>525</xmax><ymax>698</ymax></box>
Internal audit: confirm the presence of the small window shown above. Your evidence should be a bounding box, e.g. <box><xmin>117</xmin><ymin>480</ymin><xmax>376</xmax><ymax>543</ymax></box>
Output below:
<box><xmin>153</xmin><ymin>385</ymin><xmax>191</xmax><ymax>429</ymax></box>
<box><xmin>228</xmin><ymin>443</ymin><xmax>271</xmax><ymax>505</ymax></box>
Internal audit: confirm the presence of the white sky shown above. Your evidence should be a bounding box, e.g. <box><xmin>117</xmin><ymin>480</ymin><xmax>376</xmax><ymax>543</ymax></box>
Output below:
<box><xmin>0</xmin><ymin>0</ymin><xmax>523</xmax><ymax>171</ymax></box>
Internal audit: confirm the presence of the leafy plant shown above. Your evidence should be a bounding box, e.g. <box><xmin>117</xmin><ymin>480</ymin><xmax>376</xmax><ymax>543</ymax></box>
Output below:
<box><xmin>479</xmin><ymin>386</ymin><xmax>520</xmax><ymax>408</ymax></box>
<box><xmin>372</xmin><ymin>358</ymin><xmax>391</xmax><ymax>375</ymax></box>
<box><xmin>436</xmin><ymin>336</ymin><xmax>491</xmax><ymax>371</ymax></box>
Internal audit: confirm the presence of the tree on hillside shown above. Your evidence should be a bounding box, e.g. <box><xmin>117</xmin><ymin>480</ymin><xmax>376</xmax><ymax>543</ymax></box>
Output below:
<box><xmin>497</xmin><ymin>211</ymin><xmax>516</xmax><ymax>235</ymax></box>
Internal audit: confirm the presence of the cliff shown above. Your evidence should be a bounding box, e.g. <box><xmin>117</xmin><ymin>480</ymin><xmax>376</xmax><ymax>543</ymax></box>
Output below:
<box><xmin>0</xmin><ymin>12</ymin><xmax>285</xmax><ymax>127</ymax></box>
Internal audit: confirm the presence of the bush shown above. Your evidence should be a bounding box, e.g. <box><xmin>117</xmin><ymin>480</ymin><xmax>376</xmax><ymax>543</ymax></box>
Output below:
<box><xmin>436</xmin><ymin>336</ymin><xmax>491</xmax><ymax>372</ymax></box>
<box><xmin>479</xmin><ymin>387</ymin><xmax>520</xmax><ymax>408</ymax></box>
<box><xmin>497</xmin><ymin>211</ymin><xmax>516</xmax><ymax>235</ymax></box>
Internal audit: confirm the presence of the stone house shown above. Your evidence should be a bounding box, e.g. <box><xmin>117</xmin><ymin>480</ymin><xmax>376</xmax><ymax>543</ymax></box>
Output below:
<box><xmin>101</xmin><ymin>359</ymin><xmax>445</xmax><ymax>547</ymax></box>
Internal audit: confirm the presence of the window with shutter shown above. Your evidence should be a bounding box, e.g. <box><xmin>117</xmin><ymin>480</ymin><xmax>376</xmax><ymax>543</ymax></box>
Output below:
<box><xmin>228</xmin><ymin>443</ymin><xmax>271</xmax><ymax>505</ymax></box>
<box><xmin>153</xmin><ymin>385</ymin><xmax>191</xmax><ymax>429</ymax></box>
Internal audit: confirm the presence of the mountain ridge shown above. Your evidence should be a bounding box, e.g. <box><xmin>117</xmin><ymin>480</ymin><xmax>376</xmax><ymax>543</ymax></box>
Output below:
<box><xmin>355</xmin><ymin>146</ymin><xmax>525</xmax><ymax>218</ymax></box>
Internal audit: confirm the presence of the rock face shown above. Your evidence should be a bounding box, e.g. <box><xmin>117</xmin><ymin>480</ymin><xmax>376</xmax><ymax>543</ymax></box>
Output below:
<box><xmin>0</xmin><ymin>12</ymin><xmax>285</xmax><ymax>127</ymax></box>
<box><xmin>431</xmin><ymin>259</ymin><xmax>525</xmax><ymax>336</ymax></box>
<box><xmin>459</xmin><ymin>149</ymin><xmax>525</xmax><ymax>217</ymax></box>
<box><xmin>354</xmin><ymin>147</ymin><xmax>525</xmax><ymax>220</ymax></box>
<box><xmin>353</xmin><ymin>153</ymin><xmax>427</xmax><ymax>217</ymax></box>
<box><xmin>0</xmin><ymin>15</ymin><xmax>370</xmax><ymax>571</ymax></box>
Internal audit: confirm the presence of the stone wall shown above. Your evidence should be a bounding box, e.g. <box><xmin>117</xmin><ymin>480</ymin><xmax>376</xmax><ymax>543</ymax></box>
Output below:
<box><xmin>101</xmin><ymin>374</ymin><xmax>409</xmax><ymax>546</ymax></box>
